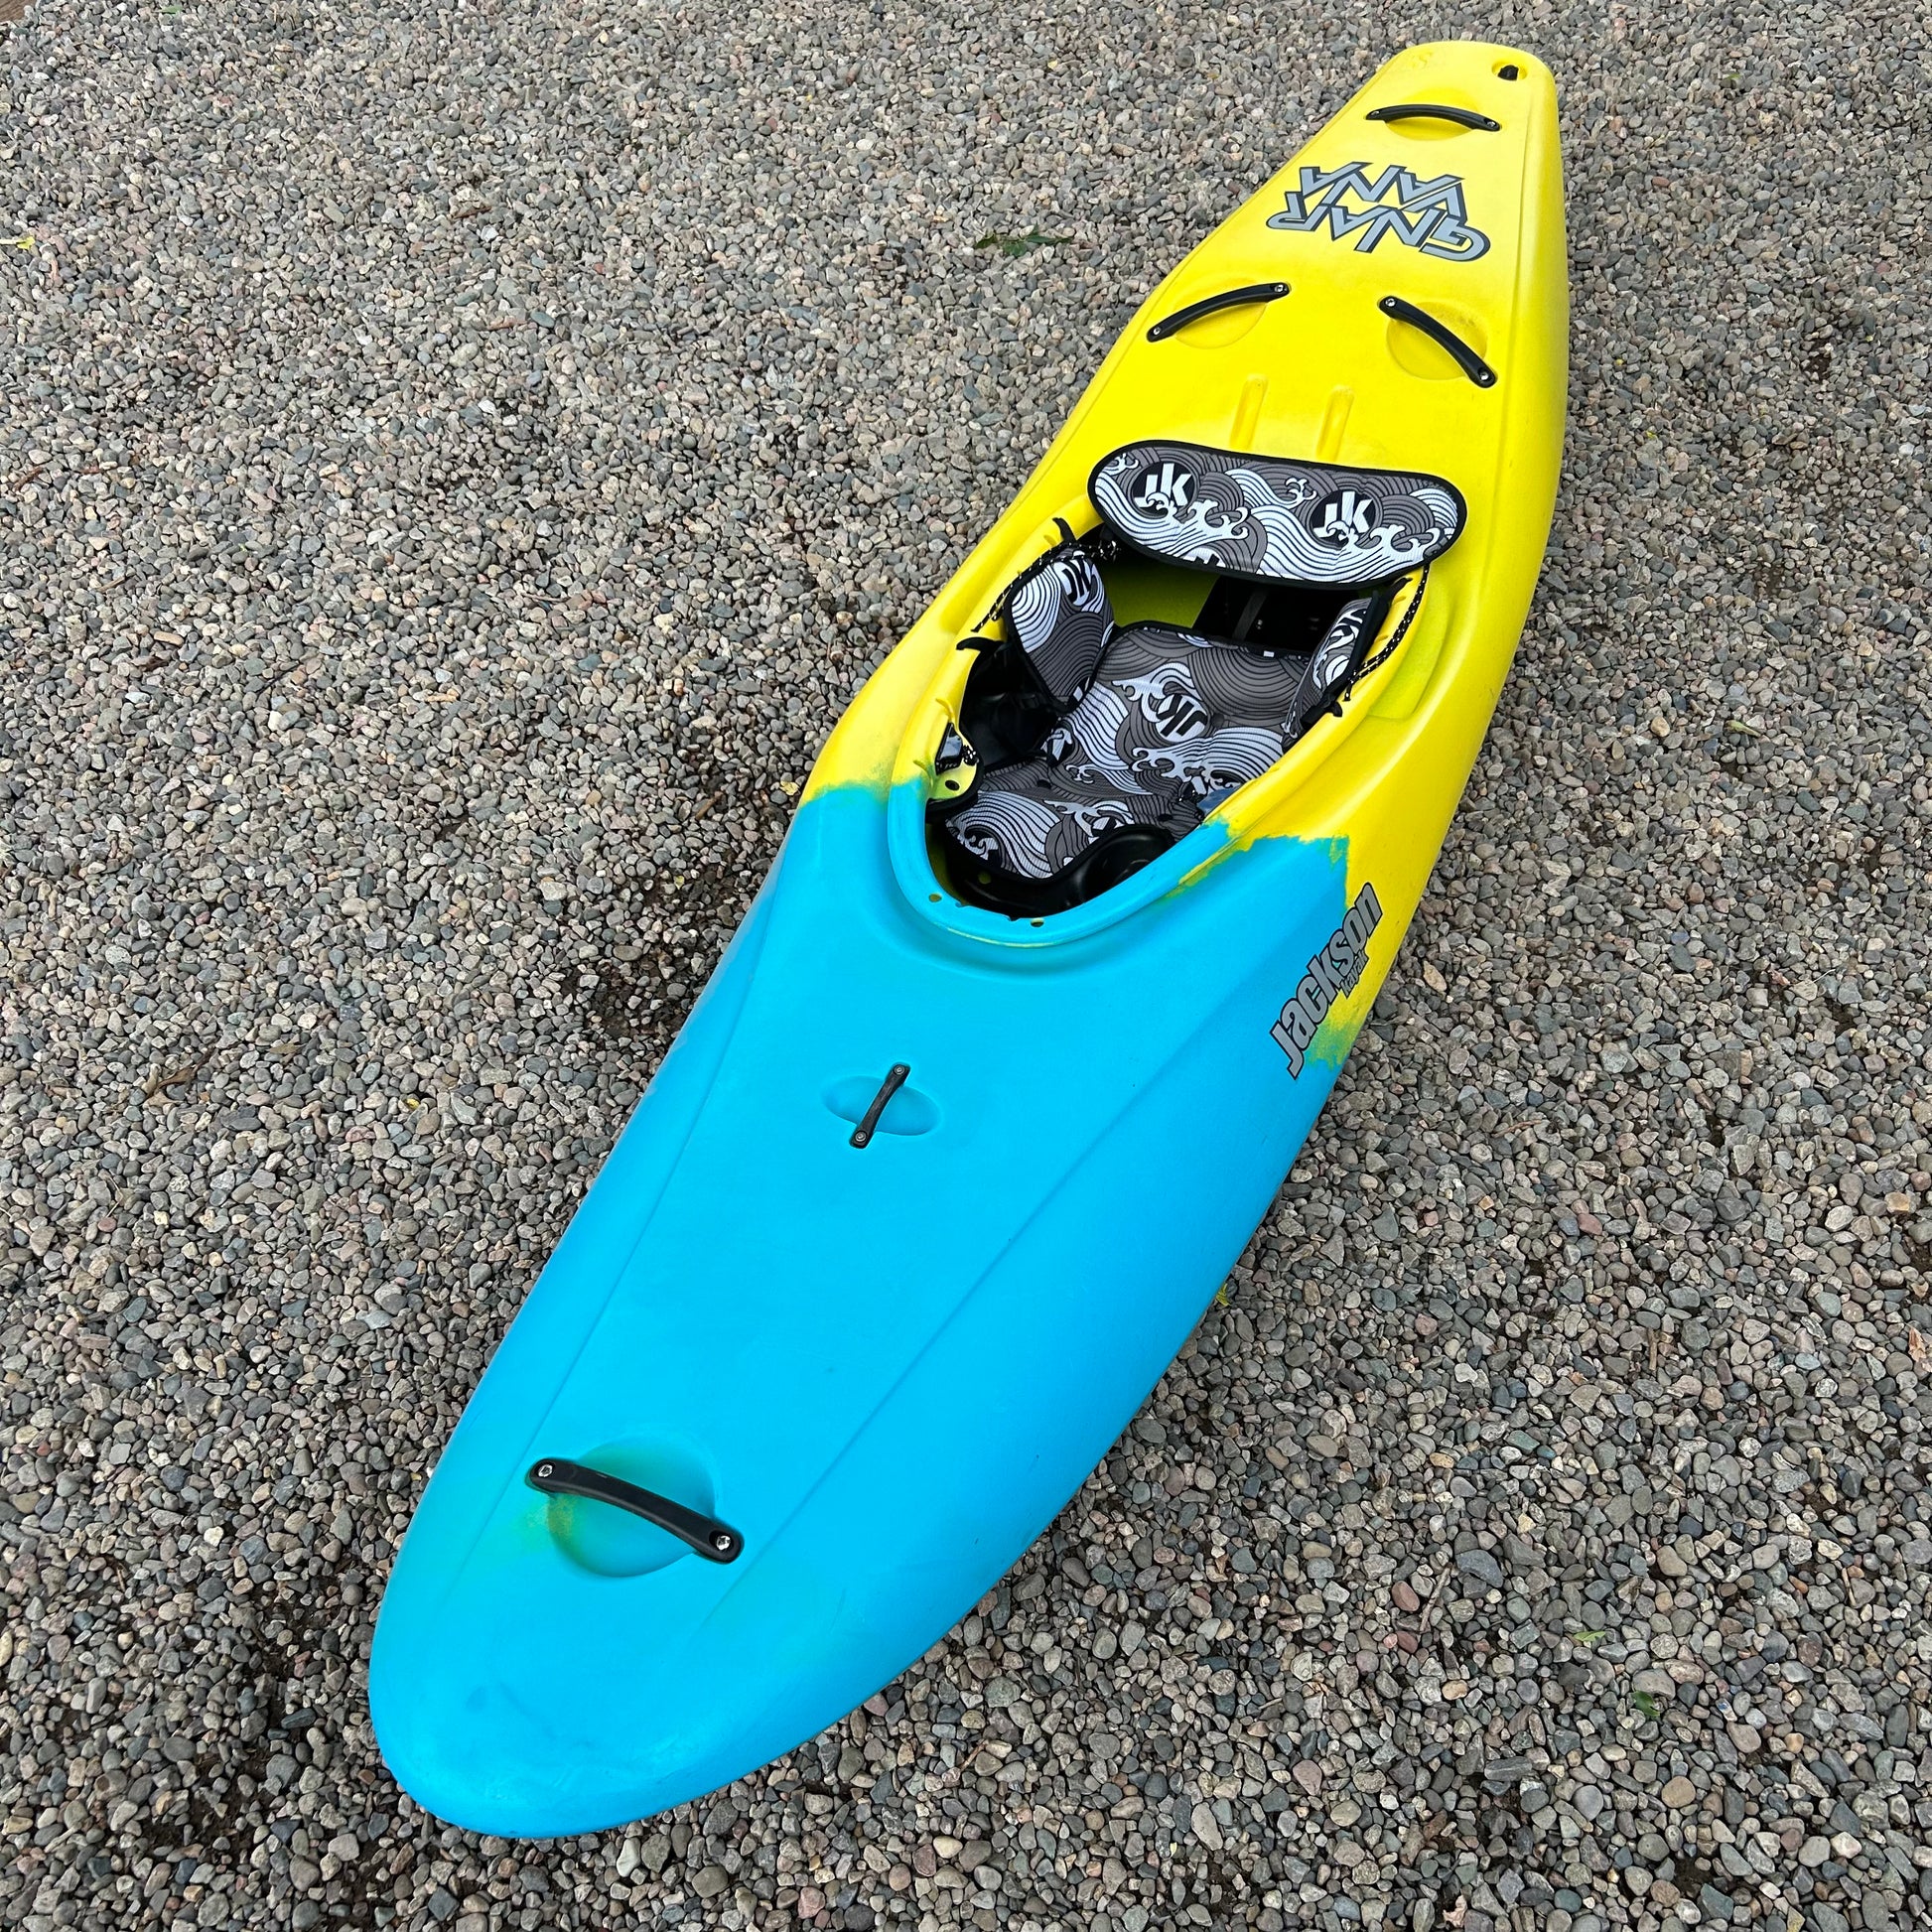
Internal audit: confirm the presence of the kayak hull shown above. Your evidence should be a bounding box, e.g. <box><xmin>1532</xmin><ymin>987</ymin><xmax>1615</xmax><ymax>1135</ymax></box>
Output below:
<box><xmin>372</xmin><ymin>799</ymin><xmax>1362</xmax><ymax>1833</ymax></box>
<box><xmin>371</xmin><ymin>39</ymin><xmax>1568</xmax><ymax>1835</ymax></box>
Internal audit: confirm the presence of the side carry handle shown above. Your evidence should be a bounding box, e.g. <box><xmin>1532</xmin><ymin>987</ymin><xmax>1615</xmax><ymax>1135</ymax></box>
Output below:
<box><xmin>1147</xmin><ymin>281</ymin><xmax>1290</xmax><ymax>344</ymax></box>
<box><xmin>1366</xmin><ymin>102</ymin><xmax>1500</xmax><ymax>132</ymax></box>
<box><xmin>1379</xmin><ymin>296</ymin><xmax>1497</xmax><ymax>389</ymax></box>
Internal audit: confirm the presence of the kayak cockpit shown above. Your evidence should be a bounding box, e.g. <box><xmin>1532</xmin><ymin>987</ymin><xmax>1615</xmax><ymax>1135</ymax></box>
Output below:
<box><xmin>924</xmin><ymin>440</ymin><xmax>1464</xmax><ymax>915</ymax></box>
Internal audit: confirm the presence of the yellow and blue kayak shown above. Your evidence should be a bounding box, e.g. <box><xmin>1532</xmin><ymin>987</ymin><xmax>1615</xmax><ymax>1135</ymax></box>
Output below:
<box><xmin>370</xmin><ymin>40</ymin><xmax>1568</xmax><ymax>1835</ymax></box>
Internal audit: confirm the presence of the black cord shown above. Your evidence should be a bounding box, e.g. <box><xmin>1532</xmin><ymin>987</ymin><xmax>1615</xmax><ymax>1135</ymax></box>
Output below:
<box><xmin>1348</xmin><ymin>564</ymin><xmax>1429</xmax><ymax>689</ymax></box>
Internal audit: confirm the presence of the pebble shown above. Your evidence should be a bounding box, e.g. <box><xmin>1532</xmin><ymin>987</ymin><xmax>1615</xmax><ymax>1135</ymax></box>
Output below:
<box><xmin>3</xmin><ymin>3</ymin><xmax>1929</xmax><ymax>1932</ymax></box>
<box><xmin>1454</xmin><ymin>1547</ymin><xmax>1507</xmax><ymax>1590</ymax></box>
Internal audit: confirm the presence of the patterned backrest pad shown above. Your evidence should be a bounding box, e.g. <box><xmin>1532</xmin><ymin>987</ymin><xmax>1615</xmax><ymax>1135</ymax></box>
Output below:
<box><xmin>1089</xmin><ymin>441</ymin><xmax>1465</xmax><ymax>587</ymax></box>
<box><xmin>1002</xmin><ymin>542</ymin><xmax>1115</xmax><ymax>706</ymax></box>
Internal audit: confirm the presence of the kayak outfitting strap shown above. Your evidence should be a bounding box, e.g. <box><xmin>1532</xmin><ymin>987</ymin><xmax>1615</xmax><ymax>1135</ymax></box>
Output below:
<box><xmin>1347</xmin><ymin>564</ymin><xmax>1430</xmax><ymax>692</ymax></box>
<box><xmin>1378</xmin><ymin>295</ymin><xmax>1497</xmax><ymax>388</ymax></box>
<box><xmin>526</xmin><ymin>1458</ymin><xmax>744</xmax><ymax>1564</ymax></box>
<box><xmin>1090</xmin><ymin>440</ymin><xmax>1465</xmax><ymax>587</ymax></box>
<box><xmin>1365</xmin><ymin>102</ymin><xmax>1499</xmax><ymax>131</ymax></box>
<box><xmin>849</xmin><ymin>1064</ymin><xmax>911</xmax><ymax>1149</ymax></box>
<box><xmin>1146</xmin><ymin>281</ymin><xmax>1289</xmax><ymax>344</ymax></box>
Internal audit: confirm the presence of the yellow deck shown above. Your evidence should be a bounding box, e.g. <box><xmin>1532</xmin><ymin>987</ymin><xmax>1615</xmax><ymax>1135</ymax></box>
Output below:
<box><xmin>809</xmin><ymin>38</ymin><xmax>1566</xmax><ymax>1008</ymax></box>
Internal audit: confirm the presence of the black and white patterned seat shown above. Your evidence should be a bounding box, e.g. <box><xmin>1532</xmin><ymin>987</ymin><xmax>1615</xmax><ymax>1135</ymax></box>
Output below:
<box><xmin>936</xmin><ymin>604</ymin><xmax>1371</xmax><ymax>909</ymax></box>
<box><xmin>932</xmin><ymin>439</ymin><xmax>1461</xmax><ymax>913</ymax></box>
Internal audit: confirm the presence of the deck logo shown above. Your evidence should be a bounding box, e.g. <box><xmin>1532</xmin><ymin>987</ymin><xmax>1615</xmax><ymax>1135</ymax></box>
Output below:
<box><xmin>1313</xmin><ymin>487</ymin><xmax>1377</xmax><ymax>546</ymax></box>
<box><xmin>1272</xmin><ymin>882</ymin><xmax>1383</xmax><ymax>1076</ymax></box>
<box><xmin>1131</xmin><ymin>461</ymin><xmax>1194</xmax><ymax>515</ymax></box>
<box><xmin>1267</xmin><ymin>163</ymin><xmax>1489</xmax><ymax>262</ymax></box>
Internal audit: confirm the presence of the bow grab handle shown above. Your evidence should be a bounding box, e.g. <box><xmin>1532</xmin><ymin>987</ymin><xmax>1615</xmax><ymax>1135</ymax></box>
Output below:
<box><xmin>527</xmin><ymin>1458</ymin><xmax>745</xmax><ymax>1563</ymax></box>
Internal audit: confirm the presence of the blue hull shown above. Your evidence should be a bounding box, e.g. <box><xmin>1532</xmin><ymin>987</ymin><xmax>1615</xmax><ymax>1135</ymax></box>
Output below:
<box><xmin>368</xmin><ymin>782</ymin><xmax>1368</xmax><ymax>1834</ymax></box>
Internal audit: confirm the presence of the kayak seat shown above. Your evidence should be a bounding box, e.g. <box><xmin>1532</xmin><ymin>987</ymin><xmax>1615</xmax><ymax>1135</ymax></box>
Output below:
<box><xmin>931</xmin><ymin>439</ymin><xmax>1466</xmax><ymax>915</ymax></box>
<box><xmin>935</xmin><ymin>601</ymin><xmax>1376</xmax><ymax>913</ymax></box>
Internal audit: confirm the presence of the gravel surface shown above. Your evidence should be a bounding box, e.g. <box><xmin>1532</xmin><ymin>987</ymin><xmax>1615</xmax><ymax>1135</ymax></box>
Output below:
<box><xmin>4</xmin><ymin>0</ymin><xmax>1931</xmax><ymax>1928</ymax></box>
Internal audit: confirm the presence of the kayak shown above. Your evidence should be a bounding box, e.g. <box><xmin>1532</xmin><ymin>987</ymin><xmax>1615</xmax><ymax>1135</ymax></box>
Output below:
<box><xmin>370</xmin><ymin>38</ymin><xmax>1568</xmax><ymax>1836</ymax></box>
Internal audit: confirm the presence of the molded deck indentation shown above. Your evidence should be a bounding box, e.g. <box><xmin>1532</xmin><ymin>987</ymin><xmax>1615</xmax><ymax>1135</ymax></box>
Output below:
<box><xmin>823</xmin><ymin>1072</ymin><xmax>940</xmax><ymax>1139</ymax></box>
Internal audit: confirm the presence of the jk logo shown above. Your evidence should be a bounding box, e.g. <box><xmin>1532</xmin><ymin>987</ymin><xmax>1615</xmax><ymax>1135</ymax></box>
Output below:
<box><xmin>1313</xmin><ymin>488</ymin><xmax>1376</xmax><ymax>545</ymax></box>
<box><xmin>1267</xmin><ymin>161</ymin><xmax>1489</xmax><ymax>262</ymax></box>
<box><xmin>1133</xmin><ymin>463</ymin><xmax>1193</xmax><ymax>515</ymax></box>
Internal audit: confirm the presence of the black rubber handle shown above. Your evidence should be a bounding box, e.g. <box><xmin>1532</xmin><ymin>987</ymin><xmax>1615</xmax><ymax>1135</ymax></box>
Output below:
<box><xmin>1147</xmin><ymin>281</ymin><xmax>1289</xmax><ymax>344</ymax></box>
<box><xmin>849</xmin><ymin>1063</ymin><xmax>911</xmax><ymax>1148</ymax></box>
<box><xmin>1366</xmin><ymin>102</ymin><xmax>1500</xmax><ymax>132</ymax></box>
<box><xmin>1379</xmin><ymin>295</ymin><xmax>1497</xmax><ymax>388</ymax></box>
<box><xmin>527</xmin><ymin>1458</ymin><xmax>744</xmax><ymax>1563</ymax></box>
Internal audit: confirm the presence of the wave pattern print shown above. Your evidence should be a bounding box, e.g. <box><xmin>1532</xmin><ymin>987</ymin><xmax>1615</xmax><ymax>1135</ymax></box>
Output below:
<box><xmin>939</xmin><ymin>621</ymin><xmax>1343</xmax><ymax>886</ymax></box>
<box><xmin>945</xmin><ymin>759</ymin><xmax>1190</xmax><ymax>882</ymax></box>
<box><xmin>1004</xmin><ymin>545</ymin><xmax>1115</xmax><ymax>705</ymax></box>
<box><xmin>1089</xmin><ymin>443</ymin><xmax>1464</xmax><ymax>587</ymax></box>
<box><xmin>1040</xmin><ymin>683</ymin><xmax>1169</xmax><ymax>796</ymax></box>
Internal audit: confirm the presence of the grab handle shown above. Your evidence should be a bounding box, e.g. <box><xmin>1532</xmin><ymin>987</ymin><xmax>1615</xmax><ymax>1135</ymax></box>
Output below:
<box><xmin>1379</xmin><ymin>295</ymin><xmax>1497</xmax><ymax>388</ymax></box>
<box><xmin>1147</xmin><ymin>281</ymin><xmax>1289</xmax><ymax>344</ymax></box>
<box><xmin>1366</xmin><ymin>102</ymin><xmax>1500</xmax><ymax>132</ymax></box>
<box><xmin>527</xmin><ymin>1457</ymin><xmax>744</xmax><ymax>1563</ymax></box>
<box><xmin>849</xmin><ymin>1063</ymin><xmax>911</xmax><ymax>1148</ymax></box>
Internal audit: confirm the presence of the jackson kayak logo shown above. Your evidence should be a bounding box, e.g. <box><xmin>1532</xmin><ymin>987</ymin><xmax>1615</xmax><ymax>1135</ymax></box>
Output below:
<box><xmin>1272</xmin><ymin>882</ymin><xmax>1383</xmax><ymax>1076</ymax></box>
<box><xmin>1267</xmin><ymin>162</ymin><xmax>1489</xmax><ymax>262</ymax></box>
<box><xmin>1131</xmin><ymin>460</ymin><xmax>1194</xmax><ymax>515</ymax></box>
<box><xmin>1313</xmin><ymin>487</ymin><xmax>1377</xmax><ymax>546</ymax></box>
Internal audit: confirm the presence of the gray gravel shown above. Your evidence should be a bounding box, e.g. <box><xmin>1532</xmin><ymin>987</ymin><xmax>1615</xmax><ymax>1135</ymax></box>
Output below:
<box><xmin>4</xmin><ymin>0</ymin><xmax>1931</xmax><ymax>1927</ymax></box>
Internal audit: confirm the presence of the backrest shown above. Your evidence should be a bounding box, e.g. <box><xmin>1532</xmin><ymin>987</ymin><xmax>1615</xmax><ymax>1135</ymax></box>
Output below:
<box><xmin>1089</xmin><ymin>441</ymin><xmax>1464</xmax><ymax>587</ymax></box>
